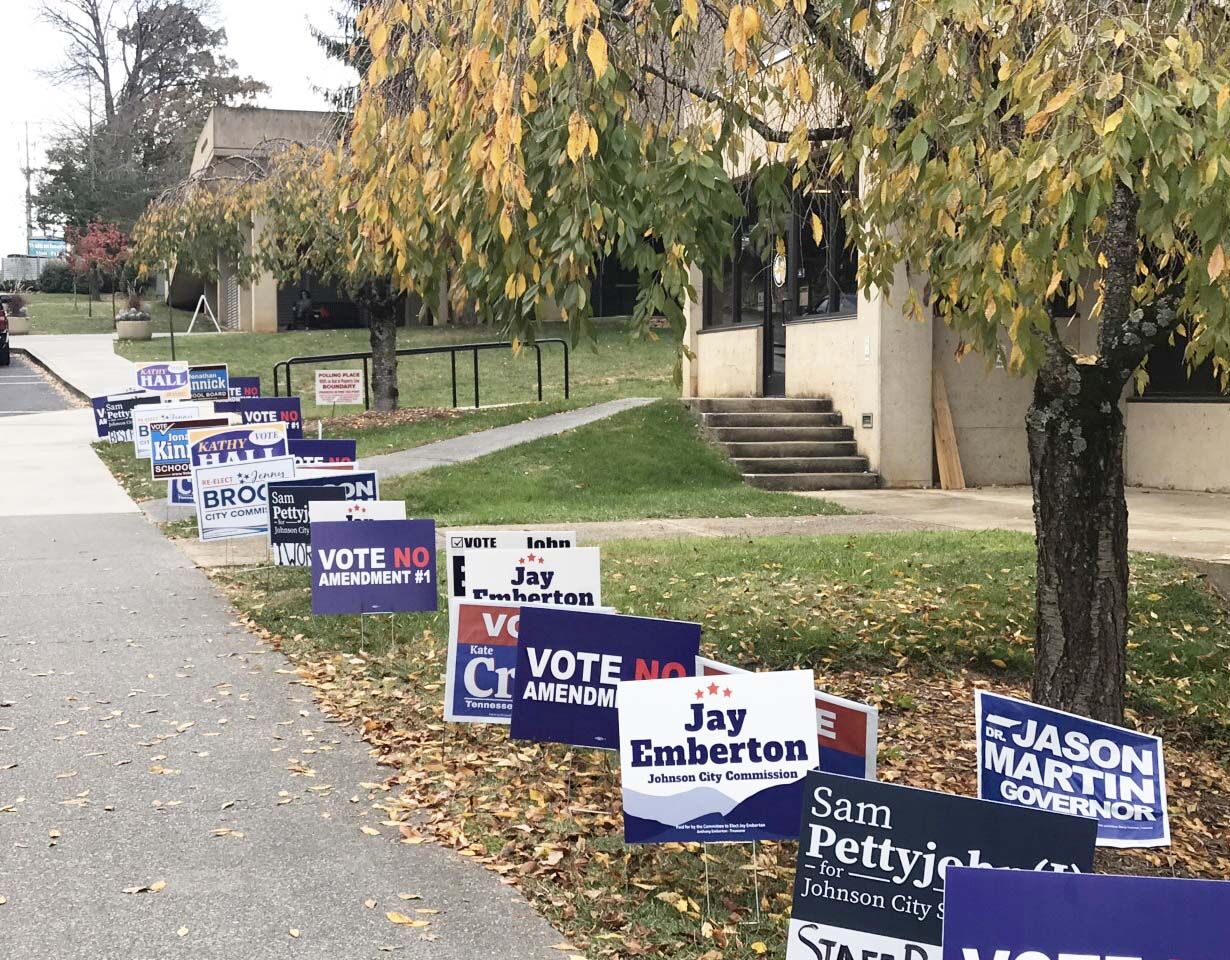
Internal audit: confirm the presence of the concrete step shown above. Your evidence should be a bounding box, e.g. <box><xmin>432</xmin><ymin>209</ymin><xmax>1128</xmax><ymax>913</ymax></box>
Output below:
<box><xmin>731</xmin><ymin>456</ymin><xmax>870</xmax><ymax>475</ymax></box>
<box><xmin>692</xmin><ymin>397</ymin><xmax>833</xmax><ymax>414</ymax></box>
<box><xmin>701</xmin><ymin>411</ymin><xmax>843</xmax><ymax>428</ymax></box>
<box><xmin>745</xmin><ymin>472</ymin><xmax>880</xmax><ymax>491</ymax></box>
<box><xmin>708</xmin><ymin>426</ymin><xmax>855</xmax><ymax>443</ymax></box>
<box><xmin>721</xmin><ymin>440</ymin><xmax>858</xmax><ymax>458</ymax></box>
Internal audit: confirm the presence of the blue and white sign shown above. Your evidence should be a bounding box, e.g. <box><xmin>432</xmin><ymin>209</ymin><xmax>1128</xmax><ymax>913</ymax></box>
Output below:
<box><xmin>308</xmin><ymin>500</ymin><xmax>404</xmax><ymax>523</ymax></box>
<box><xmin>976</xmin><ymin>690</ymin><xmax>1169</xmax><ymax>848</ymax></box>
<box><xmin>28</xmin><ymin>236</ymin><xmax>66</xmax><ymax>258</ymax></box>
<box><xmin>105</xmin><ymin>394</ymin><xmax>161</xmax><ymax>444</ymax></box>
<box><xmin>310</xmin><ymin>519</ymin><xmax>438</xmax><ymax>615</ymax></box>
<box><xmin>134</xmin><ymin>361</ymin><xmax>191</xmax><ymax>401</ymax></box>
<box><xmin>218</xmin><ymin>397</ymin><xmax>304</xmax><ymax>439</ymax></box>
<box><xmin>509</xmin><ymin>607</ymin><xmax>700</xmax><ymax>750</ymax></box>
<box><xmin>620</xmin><ymin>669</ymin><xmax>817</xmax><ymax>844</ymax></box>
<box><xmin>91</xmin><ymin>389</ymin><xmax>144</xmax><ymax>439</ymax></box>
<box><xmin>271</xmin><ymin>471</ymin><xmax>379</xmax><ymax>502</ymax></box>
<box><xmin>228</xmin><ymin>376</ymin><xmax>261</xmax><ymax>400</ymax></box>
<box><xmin>289</xmin><ymin>438</ymin><xmax>357</xmax><ymax>471</ymax></box>
<box><xmin>149</xmin><ymin>417</ymin><xmax>230</xmax><ymax>480</ymax></box>
<box><xmin>446</xmin><ymin>530</ymin><xmax>579</xmax><ymax>598</ymax></box>
<box><xmin>132</xmin><ymin>401</ymin><xmax>206</xmax><ymax>458</ymax></box>
<box><xmin>445</xmin><ymin>601</ymin><xmax>522</xmax><ymax>724</ymax></box>
<box><xmin>189</xmin><ymin>364</ymin><xmax>230</xmax><ymax>401</ymax></box>
<box><xmin>192</xmin><ymin>456</ymin><xmax>297</xmax><ymax>541</ymax></box>
<box><xmin>456</xmin><ymin>547</ymin><xmax>601</xmax><ymax>607</ymax></box>
<box><xmin>172</xmin><ymin>423</ymin><xmax>290</xmax><ymax>504</ymax></box>
<box><xmin>942</xmin><ymin>868</ymin><xmax>1230</xmax><ymax>960</ymax></box>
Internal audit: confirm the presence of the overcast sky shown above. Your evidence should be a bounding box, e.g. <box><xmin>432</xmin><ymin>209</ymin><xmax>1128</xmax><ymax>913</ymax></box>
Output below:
<box><xmin>1</xmin><ymin>0</ymin><xmax>355</xmax><ymax>255</ymax></box>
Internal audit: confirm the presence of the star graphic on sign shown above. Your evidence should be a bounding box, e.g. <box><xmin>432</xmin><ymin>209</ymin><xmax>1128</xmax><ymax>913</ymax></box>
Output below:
<box><xmin>695</xmin><ymin>689</ymin><xmax>704</xmax><ymax>700</ymax></box>
<box><xmin>526</xmin><ymin>553</ymin><xmax>537</xmax><ymax>563</ymax></box>
<box><xmin>537</xmin><ymin>555</ymin><xmax>547</xmax><ymax>564</ymax></box>
<box><xmin>707</xmin><ymin>682</ymin><xmax>720</xmax><ymax>696</ymax></box>
<box><xmin>724</xmin><ymin>688</ymin><xmax>733</xmax><ymax>698</ymax></box>
<box><xmin>519</xmin><ymin>557</ymin><xmax>526</xmax><ymax>565</ymax></box>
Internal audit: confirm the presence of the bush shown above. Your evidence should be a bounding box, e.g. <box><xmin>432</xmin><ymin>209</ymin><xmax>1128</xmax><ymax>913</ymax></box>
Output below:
<box><xmin>38</xmin><ymin>260</ymin><xmax>76</xmax><ymax>294</ymax></box>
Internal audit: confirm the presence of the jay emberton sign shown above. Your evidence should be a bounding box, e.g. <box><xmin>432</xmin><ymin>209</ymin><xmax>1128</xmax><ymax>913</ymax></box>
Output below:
<box><xmin>785</xmin><ymin>773</ymin><xmax>1098</xmax><ymax>960</ymax></box>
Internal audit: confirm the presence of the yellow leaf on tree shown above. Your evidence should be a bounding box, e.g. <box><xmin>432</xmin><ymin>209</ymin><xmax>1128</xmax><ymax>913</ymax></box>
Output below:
<box><xmin>850</xmin><ymin>7</ymin><xmax>868</xmax><ymax>33</ymax></box>
<box><xmin>499</xmin><ymin>210</ymin><xmax>513</xmax><ymax>243</ymax></box>
<box><xmin>810</xmin><ymin>213</ymin><xmax>824</xmax><ymax>245</ymax></box>
<box><xmin>1103</xmin><ymin>108</ymin><xmax>1125</xmax><ymax>134</ymax></box>
<box><xmin>1209</xmin><ymin>244</ymin><xmax>1226</xmax><ymax>282</ymax></box>
<box><xmin>586</xmin><ymin>29</ymin><xmax>609</xmax><ymax>79</ymax></box>
<box><xmin>682</xmin><ymin>0</ymin><xmax>699</xmax><ymax>24</ymax></box>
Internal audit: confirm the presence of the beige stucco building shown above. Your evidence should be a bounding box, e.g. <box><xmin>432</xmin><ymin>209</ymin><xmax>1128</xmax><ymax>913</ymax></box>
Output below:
<box><xmin>682</xmin><ymin>241</ymin><xmax>1230</xmax><ymax>493</ymax></box>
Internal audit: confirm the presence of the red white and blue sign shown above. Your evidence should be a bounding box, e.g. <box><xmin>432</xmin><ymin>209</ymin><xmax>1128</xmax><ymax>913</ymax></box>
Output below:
<box><xmin>619</xmin><ymin>670</ymin><xmax>818</xmax><ymax>844</ymax></box>
<box><xmin>289</xmin><ymin>438</ymin><xmax>357</xmax><ymax>471</ymax></box>
<box><xmin>445</xmin><ymin>601</ymin><xmax>521</xmax><ymax>724</ymax></box>
<box><xmin>976</xmin><ymin>690</ymin><xmax>1169</xmax><ymax>848</ymax></box>
<box><xmin>228</xmin><ymin>376</ymin><xmax>261</xmax><ymax>399</ymax></box>
<box><xmin>149</xmin><ymin>417</ymin><xmax>230</xmax><ymax>480</ymax></box>
<box><xmin>509</xmin><ymin>607</ymin><xmax>700</xmax><ymax>750</ymax></box>
<box><xmin>217</xmin><ymin>397</ymin><xmax>305</xmax><ymax>439</ymax></box>
<box><xmin>941</xmin><ymin>868</ymin><xmax>1230</xmax><ymax>960</ymax></box>
<box><xmin>270</xmin><ymin>471</ymin><xmax>379</xmax><ymax>502</ymax></box>
<box><xmin>310</xmin><ymin>519</ymin><xmax>437</xmax><ymax>615</ymax></box>
<box><xmin>189</xmin><ymin>363</ymin><xmax>230</xmax><ymax>401</ymax></box>
<box><xmin>697</xmin><ymin>657</ymin><xmax>878</xmax><ymax>780</ymax></box>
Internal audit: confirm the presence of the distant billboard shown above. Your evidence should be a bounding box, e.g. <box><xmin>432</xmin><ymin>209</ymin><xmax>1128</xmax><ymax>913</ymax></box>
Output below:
<box><xmin>28</xmin><ymin>237</ymin><xmax>66</xmax><ymax>258</ymax></box>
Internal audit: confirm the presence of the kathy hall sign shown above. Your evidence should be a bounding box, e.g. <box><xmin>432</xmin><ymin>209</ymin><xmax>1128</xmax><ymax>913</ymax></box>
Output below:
<box><xmin>786</xmin><ymin>773</ymin><xmax>1097</xmax><ymax>960</ymax></box>
<box><xmin>975</xmin><ymin>691</ymin><xmax>1169</xmax><ymax>848</ymax></box>
<box><xmin>619</xmin><ymin>669</ymin><xmax>818</xmax><ymax>844</ymax></box>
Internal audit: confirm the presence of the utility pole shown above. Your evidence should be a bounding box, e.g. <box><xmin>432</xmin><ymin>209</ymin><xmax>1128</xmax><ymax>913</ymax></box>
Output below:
<box><xmin>23</xmin><ymin>122</ymin><xmax>32</xmax><ymax>255</ymax></box>
<box><xmin>87</xmin><ymin>78</ymin><xmax>95</xmax><ymax>190</ymax></box>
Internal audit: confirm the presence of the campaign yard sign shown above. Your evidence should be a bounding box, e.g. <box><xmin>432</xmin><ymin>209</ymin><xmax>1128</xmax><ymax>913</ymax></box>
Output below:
<box><xmin>786</xmin><ymin>774</ymin><xmax>1098</xmax><ymax>960</ymax></box>
<box><xmin>509</xmin><ymin>607</ymin><xmax>700</xmax><ymax>749</ymax></box>
<box><xmin>619</xmin><ymin>670</ymin><xmax>818</xmax><ymax>844</ymax></box>
<box><xmin>149</xmin><ymin>417</ymin><xmax>230</xmax><ymax>480</ymax></box>
<box><xmin>697</xmin><ymin>657</ymin><xmax>879</xmax><ymax>781</ymax></box>
<box><xmin>941</xmin><ymin>868</ymin><xmax>1230</xmax><ymax>960</ymax></box>
<box><xmin>446</xmin><ymin>530</ymin><xmax>578</xmax><ymax>598</ymax></box>
<box><xmin>456</xmin><ymin>547</ymin><xmax>600</xmax><ymax>608</ymax></box>
<box><xmin>975</xmin><ymin>691</ymin><xmax>1169</xmax><ymax>848</ymax></box>
<box><xmin>219</xmin><ymin>397</ymin><xmax>305</xmax><ymax>439</ymax></box>
<box><xmin>310</xmin><ymin>519</ymin><xmax>437</xmax><ymax>615</ymax></box>
<box><xmin>193</xmin><ymin>457</ymin><xmax>297</xmax><ymax>541</ymax></box>
<box><xmin>91</xmin><ymin>389</ymin><xmax>144</xmax><ymax>438</ymax></box>
<box><xmin>268</xmin><ymin>483</ymin><xmax>346</xmax><ymax>566</ymax></box>
<box><xmin>269</xmin><ymin>471</ymin><xmax>379</xmax><ymax>502</ymax></box>
<box><xmin>445</xmin><ymin>601</ymin><xmax>521</xmax><ymax>724</ymax></box>
<box><xmin>228</xmin><ymin>376</ymin><xmax>261</xmax><ymax>400</ymax></box>
<box><xmin>174</xmin><ymin>423</ymin><xmax>291</xmax><ymax>504</ymax></box>
<box><xmin>105</xmin><ymin>394</ymin><xmax>161</xmax><ymax>444</ymax></box>
<box><xmin>134</xmin><ymin>361</ymin><xmax>191</xmax><ymax>400</ymax></box>
<box><xmin>189</xmin><ymin>364</ymin><xmax>230</xmax><ymax>401</ymax></box>
<box><xmin>308</xmin><ymin>500</ymin><xmax>405</xmax><ymax>523</ymax></box>
<box><xmin>289</xmin><ymin>438</ymin><xmax>357</xmax><ymax>472</ymax></box>
<box><xmin>315</xmin><ymin>368</ymin><xmax>364</xmax><ymax>405</ymax></box>
<box><xmin>132</xmin><ymin>401</ymin><xmax>207</xmax><ymax>458</ymax></box>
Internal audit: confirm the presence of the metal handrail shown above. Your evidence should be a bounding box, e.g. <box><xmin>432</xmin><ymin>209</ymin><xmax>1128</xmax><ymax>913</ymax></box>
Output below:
<box><xmin>272</xmin><ymin>338</ymin><xmax>570</xmax><ymax>411</ymax></box>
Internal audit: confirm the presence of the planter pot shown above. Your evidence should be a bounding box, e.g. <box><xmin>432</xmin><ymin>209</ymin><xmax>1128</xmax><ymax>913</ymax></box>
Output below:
<box><xmin>115</xmin><ymin>318</ymin><xmax>153</xmax><ymax>341</ymax></box>
<box><xmin>7</xmin><ymin>315</ymin><xmax>30</xmax><ymax>335</ymax></box>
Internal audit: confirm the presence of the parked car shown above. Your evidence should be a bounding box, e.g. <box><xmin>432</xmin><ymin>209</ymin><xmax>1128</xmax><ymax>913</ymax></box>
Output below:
<box><xmin>0</xmin><ymin>297</ymin><xmax>9</xmax><ymax>366</ymax></box>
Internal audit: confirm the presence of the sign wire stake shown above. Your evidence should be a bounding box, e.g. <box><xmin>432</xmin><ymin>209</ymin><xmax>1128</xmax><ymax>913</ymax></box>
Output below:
<box><xmin>701</xmin><ymin>843</ymin><xmax>713</xmax><ymax>923</ymax></box>
<box><xmin>749</xmin><ymin>840</ymin><xmax>762</xmax><ymax>925</ymax></box>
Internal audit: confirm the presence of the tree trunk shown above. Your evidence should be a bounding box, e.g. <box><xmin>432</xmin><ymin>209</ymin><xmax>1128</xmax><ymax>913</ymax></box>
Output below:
<box><xmin>1026</xmin><ymin>367</ymin><xmax>1128</xmax><ymax>725</ymax></box>
<box><xmin>366</xmin><ymin>287</ymin><xmax>400</xmax><ymax>412</ymax></box>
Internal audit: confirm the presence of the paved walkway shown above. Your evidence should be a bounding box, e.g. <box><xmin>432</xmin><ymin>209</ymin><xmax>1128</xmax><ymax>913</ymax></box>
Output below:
<box><xmin>14</xmin><ymin>333</ymin><xmax>135</xmax><ymax>400</ymax></box>
<box><xmin>4</xmin><ymin>351</ymin><xmax>564</xmax><ymax>956</ymax></box>
<box><xmin>815</xmin><ymin>486</ymin><xmax>1230</xmax><ymax>563</ymax></box>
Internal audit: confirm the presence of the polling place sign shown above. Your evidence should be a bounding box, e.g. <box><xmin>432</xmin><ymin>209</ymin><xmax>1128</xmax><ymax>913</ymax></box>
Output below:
<box><xmin>134</xmin><ymin>361</ymin><xmax>191</xmax><ymax>400</ymax></box>
<box><xmin>509</xmin><ymin>607</ymin><xmax>700</xmax><ymax>749</ymax></box>
<box><xmin>456</xmin><ymin>547</ymin><xmax>600</xmax><ymax>607</ymax></box>
<box><xmin>315</xmin><ymin>368</ymin><xmax>364</xmax><ymax>405</ymax></box>
<box><xmin>786</xmin><ymin>773</ymin><xmax>1098</xmax><ymax>960</ymax></box>
<box><xmin>268</xmin><ymin>483</ymin><xmax>345</xmax><ymax>566</ymax></box>
<box><xmin>698</xmin><ymin>657</ymin><xmax>878</xmax><ymax>780</ymax></box>
<box><xmin>192</xmin><ymin>456</ymin><xmax>296</xmax><ymax>541</ymax></box>
<box><xmin>189</xmin><ymin>363</ymin><xmax>230</xmax><ymax>401</ymax></box>
<box><xmin>289</xmin><ymin>439</ymin><xmax>357</xmax><ymax>472</ymax></box>
<box><xmin>445</xmin><ymin>601</ymin><xmax>521</xmax><ymax>724</ymax></box>
<box><xmin>310</xmin><ymin>519</ymin><xmax>437</xmax><ymax>615</ymax></box>
<box><xmin>132</xmin><ymin>401</ymin><xmax>206</xmax><ymax>458</ymax></box>
<box><xmin>975</xmin><ymin>690</ymin><xmax>1169</xmax><ymax>848</ymax></box>
<box><xmin>149</xmin><ymin>418</ymin><xmax>230</xmax><ymax>480</ymax></box>
<box><xmin>941</xmin><ymin>868</ymin><xmax>1230</xmax><ymax>960</ymax></box>
<box><xmin>619</xmin><ymin>669</ymin><xmax>817</xmax><ymax>844</ymax></box>
<box><xmin>446</xmin><ymin>530</ymin><xmax>577</xmax><ymax>598</ymax></box>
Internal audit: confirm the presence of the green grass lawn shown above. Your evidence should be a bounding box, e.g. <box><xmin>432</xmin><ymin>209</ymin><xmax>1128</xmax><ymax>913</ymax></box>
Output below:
<box><xmin>385</xmin><ymin>400</ymin><xmax>838</xmax><ymax>524</ymax></box>
<box><xmin>20</xmin><ymin>292</ymin><xmax>198</xmax><ymax>335</ymax></box>
<box><xmin>116</xmin><ymin>321</ymin><xmax>677</xmax><ymax>421</ymax></box>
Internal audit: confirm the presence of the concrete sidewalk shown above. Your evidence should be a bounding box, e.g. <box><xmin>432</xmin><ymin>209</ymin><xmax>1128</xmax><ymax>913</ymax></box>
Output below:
<box><xmin>15</xmin><ymin>333</ymin><xmax>135</xmax><ymax>399</ymax></box>
<box><xmin>815</xmin><ymin>486</ymin><xmax>1230</xmax><ymax>562</ymax></box>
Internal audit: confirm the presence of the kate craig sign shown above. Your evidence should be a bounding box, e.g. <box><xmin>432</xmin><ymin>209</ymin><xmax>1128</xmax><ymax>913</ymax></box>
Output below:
<box><xmin>619</xmin><ymin>670</ymin><xmax>818</xmax><ymax>844</ymax></box>
<box><xmin>975</xmin><ymin>691</ymin><xmax>1169</xmax><ymax>848</ymax></box>
<box><xmin>941</xmin><ymin>868</ymin><xmax>1230</xmax><ymax>960</ymax></box>
<box><xmin>444</xmin><ymin>601</ymin><xmax>521</xmax><ymax>724</ymax></box>
<box><xmin>786</xmin><ymin>773</ymin><xmax>1098</xmax><ymax>960</ymax></box>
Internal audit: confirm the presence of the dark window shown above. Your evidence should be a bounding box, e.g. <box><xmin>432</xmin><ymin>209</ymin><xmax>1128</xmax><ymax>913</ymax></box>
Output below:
<box><xmin>1138</xmin><ymin>331</ymin><xmax>1226</xmax><ymax>400</ymax></box>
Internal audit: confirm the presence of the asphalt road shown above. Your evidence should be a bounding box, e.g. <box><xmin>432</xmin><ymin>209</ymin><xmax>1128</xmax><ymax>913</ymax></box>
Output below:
<box><xmin>0</xmin><ymin>354</ymin><xmax>71</xmax><ymax>416</ymax></box>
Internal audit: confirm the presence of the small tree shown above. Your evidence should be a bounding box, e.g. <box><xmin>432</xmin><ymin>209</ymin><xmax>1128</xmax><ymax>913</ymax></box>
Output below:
<box><xmin>67</xmin><ymin>221</ymin><xmax>129</xmax><ymax>318</ymax></box>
